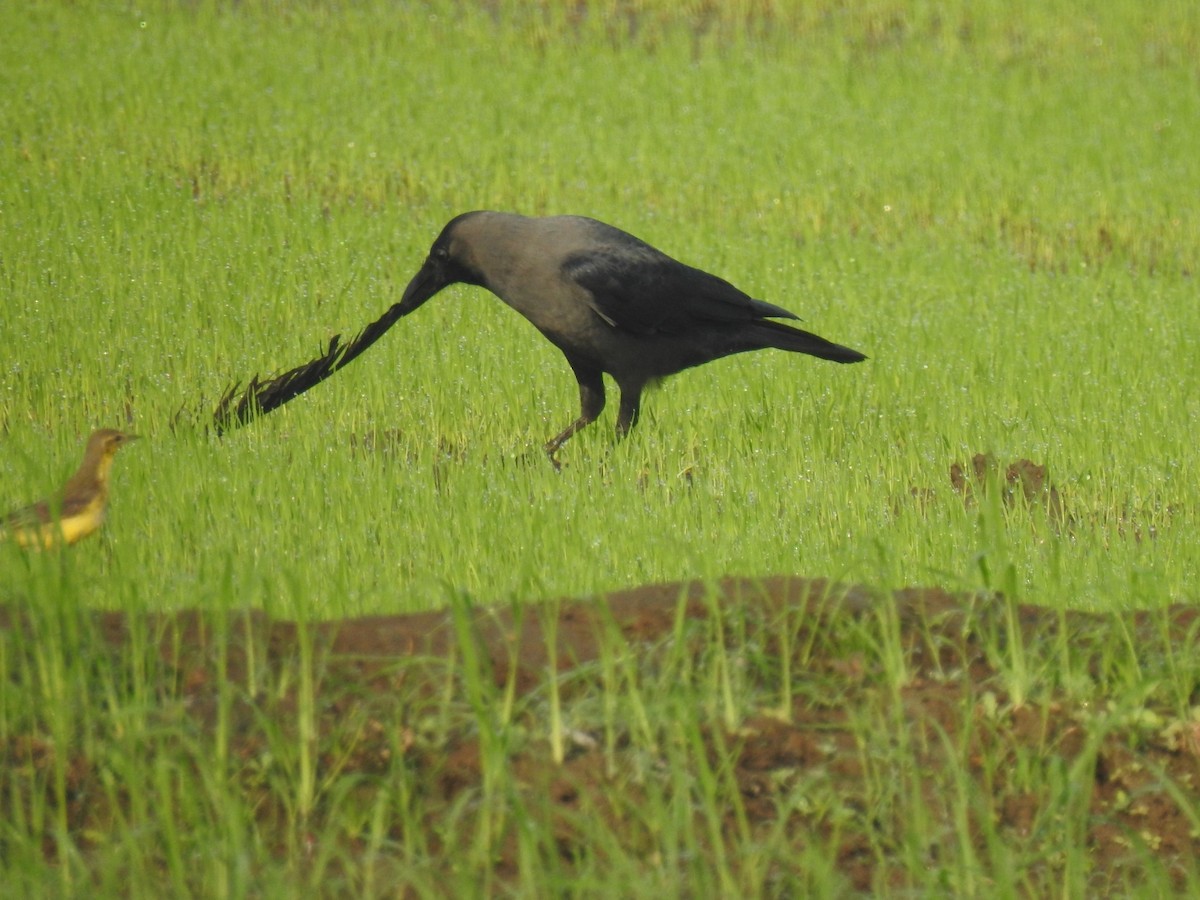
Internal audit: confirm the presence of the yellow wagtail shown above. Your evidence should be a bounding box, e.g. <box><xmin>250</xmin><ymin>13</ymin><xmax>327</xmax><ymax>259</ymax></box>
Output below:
<box><xmin>1</xmin><ymin>429</ymin><xmax>139</xmax><ymax>549</ymax></box>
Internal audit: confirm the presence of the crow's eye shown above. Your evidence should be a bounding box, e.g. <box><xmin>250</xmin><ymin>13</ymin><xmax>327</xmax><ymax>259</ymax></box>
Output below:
<box><xmin>432</xmin><ymin>247</ymin><xmax>450</xmax><ymax>262</ymax></box>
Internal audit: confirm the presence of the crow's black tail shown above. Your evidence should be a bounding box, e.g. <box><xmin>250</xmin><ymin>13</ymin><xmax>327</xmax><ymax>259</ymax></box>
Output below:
<box><xmin>753</xmin><ymin>320</ymin><xmax>867</xmax><ymax>364</ymax></box>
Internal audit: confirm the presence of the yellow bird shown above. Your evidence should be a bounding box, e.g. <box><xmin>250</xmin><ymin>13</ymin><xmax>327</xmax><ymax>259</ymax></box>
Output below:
<box><xmin>1</xmin><ymin>429</ymin><xmax>139</xmax><ymax>549</ymax></box>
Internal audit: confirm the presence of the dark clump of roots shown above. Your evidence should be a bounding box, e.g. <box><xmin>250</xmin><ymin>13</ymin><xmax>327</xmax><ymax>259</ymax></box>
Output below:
<box><xmin>173</xmin><ymin>301</ymin><xmax>408</xmax><ymax>436</ymax></box>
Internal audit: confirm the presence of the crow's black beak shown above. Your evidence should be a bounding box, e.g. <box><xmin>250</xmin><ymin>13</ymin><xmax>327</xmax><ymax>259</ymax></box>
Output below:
<box><xmin>397</xmin><ymin>256</ymin><xmax>451</xmax><ymax>316</ymax></box>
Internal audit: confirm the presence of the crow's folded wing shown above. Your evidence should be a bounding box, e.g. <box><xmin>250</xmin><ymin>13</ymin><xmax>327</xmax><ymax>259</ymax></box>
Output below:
<box><xmin>562</xmin><ymin>247</ymin><xmax>798</xmax><ymax>335</ymax></box>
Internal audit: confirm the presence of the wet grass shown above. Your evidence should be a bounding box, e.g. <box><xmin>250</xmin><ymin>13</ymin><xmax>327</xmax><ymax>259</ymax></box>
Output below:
<box><xmin>2</xmin><ymin>0</ymin><xmax>1199</xmax><ymax>894</ymax></box>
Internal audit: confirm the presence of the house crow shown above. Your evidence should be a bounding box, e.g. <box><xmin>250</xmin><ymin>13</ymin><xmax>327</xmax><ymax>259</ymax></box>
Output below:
<box><xmin>397</xmin><ymin>211</ymin><xmax>866</xmax><ymax>461</ymax></box>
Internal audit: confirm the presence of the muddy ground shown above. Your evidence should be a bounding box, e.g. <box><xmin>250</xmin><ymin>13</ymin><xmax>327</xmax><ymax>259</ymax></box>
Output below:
<box><xmin>4</xmin><ymin>574</ymin><xmax>1200</xmax><ymax>894</ymax></box>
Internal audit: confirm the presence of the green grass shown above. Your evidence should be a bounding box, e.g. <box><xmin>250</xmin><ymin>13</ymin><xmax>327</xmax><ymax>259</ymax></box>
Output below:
<box><xmin>2</xmin><ymin>1</ymin><xmax>1194</xmax><ymax>614</ymax></box>
<box><xmin>2</xmin><ymin>0</ymin><xmax>1199</xmax><ymax>895</ymax></box>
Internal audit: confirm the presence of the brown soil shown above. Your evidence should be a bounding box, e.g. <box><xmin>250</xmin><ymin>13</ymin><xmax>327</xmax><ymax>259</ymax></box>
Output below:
<box><xmin>4</xmin><ymin>575</ymin><xmax>1200</xmax><ymax>894</ymax></box>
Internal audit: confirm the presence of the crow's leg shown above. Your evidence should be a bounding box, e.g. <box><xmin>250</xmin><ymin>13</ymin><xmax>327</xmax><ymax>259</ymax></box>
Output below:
<box><xmin>544</xmin><ymin>360</ymin><xmax>605</xmax><ymax>465</ymax></box>
<box><xmin>614</xmin><ymin>382</ymin><xmax>644</xmax><ymax>438</ymax></box>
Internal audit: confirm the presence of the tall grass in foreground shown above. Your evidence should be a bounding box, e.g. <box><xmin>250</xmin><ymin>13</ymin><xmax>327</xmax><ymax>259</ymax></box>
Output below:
<box><xmin>4</xmin><ymin>575</ymin><xmax>1200</xmax><ymax>896</ymax></box>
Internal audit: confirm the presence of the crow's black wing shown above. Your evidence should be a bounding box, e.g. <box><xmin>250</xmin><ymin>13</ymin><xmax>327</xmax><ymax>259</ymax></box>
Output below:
<box><xmin>562</xmin><ymin>242</ymin><xmax>798</xmax><ymax>336</ymax></box>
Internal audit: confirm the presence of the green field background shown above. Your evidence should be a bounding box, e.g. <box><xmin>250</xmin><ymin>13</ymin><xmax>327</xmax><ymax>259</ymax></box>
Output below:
<box><xmin>2</xmin><ymin>0</ymin><xmax>1197</xmax><ymax>616</ymax></box>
